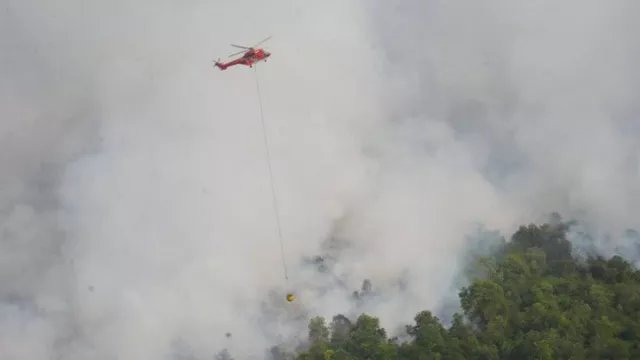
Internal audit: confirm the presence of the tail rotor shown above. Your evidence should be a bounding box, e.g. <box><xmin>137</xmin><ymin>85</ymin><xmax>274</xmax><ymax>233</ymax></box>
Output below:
<box><xmin>213</xmin><ymin>58</ymin><xmax>227</xmax><ymax>70</ymax></box>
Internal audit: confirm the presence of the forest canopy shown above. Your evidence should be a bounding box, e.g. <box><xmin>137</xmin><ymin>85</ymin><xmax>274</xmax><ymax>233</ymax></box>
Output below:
<box><xmin>253</xmin><ymin>216</ymin><xmax>640</xmax><ymax>360</ymax></box>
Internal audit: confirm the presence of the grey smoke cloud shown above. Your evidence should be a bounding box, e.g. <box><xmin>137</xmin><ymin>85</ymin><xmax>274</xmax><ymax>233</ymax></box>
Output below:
<box><xmin>358</xmin><ymin>0</ymin><xmax>640</xmax><ymax>326</ymax></box>
<box><xmin>2</xmin><ymin>0</ymin><xmax>640</xmax><ymax>359</ymax></box>
<box><xmin>2</xmin><ymin>0</ymin><xmax>383</xmax><ymax>358</ymax></box>
<box><xmin>368</xmin><ymin>0</ymin><xmax>640</xmax><ymax>230</ymax></box>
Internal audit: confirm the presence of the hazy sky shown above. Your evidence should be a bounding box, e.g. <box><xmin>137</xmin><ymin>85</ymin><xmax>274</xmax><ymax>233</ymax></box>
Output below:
<box><xmin>2</xmin><ymin>0</ymin><xmax>640</xmax><ymax>359</ymax></box>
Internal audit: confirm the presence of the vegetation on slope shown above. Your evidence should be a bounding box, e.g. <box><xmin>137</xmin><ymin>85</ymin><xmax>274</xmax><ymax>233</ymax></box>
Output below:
<box><xmin>283</xmin><ymin>218</ymin><xmax>640</xmax><ymax>360</ymax></box>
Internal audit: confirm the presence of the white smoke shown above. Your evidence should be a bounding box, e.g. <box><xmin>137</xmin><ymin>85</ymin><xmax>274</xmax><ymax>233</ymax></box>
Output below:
<box><xmin>2</xmin><ymin>0</ymin><xmax>640</xmax><ymax>359</ymax></box>
<box><xmin>357</xmin><ymin>0</ymin><xmax>640</xmax><ymax>326</ymax></box>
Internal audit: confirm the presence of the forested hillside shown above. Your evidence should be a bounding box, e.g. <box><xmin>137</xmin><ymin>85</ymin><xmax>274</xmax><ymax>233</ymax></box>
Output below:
<box><xmin>259</xmin><ymin>219</ymin><xmax>640</xmax><ymax>360</ymax></box>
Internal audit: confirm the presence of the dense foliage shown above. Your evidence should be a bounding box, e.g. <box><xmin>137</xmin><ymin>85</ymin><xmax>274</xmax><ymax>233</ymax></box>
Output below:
<box><xmin>289</xmin><ymin>220</ymin><xmax>640</xmax><ymax>360</ymax></box>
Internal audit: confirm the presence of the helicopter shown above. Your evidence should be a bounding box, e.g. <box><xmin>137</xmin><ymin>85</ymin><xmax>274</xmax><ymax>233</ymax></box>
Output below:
<box><xmin>214</xmin><ymin>36</ymin><xmax>272</xmax><ymax>70</ymax></box>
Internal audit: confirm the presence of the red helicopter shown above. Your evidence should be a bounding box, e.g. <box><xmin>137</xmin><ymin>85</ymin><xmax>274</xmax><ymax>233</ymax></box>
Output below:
<box><xmin>214</xmin><ymin>36</ymin><xmax>272</xmax><ymax>70</ymax></box>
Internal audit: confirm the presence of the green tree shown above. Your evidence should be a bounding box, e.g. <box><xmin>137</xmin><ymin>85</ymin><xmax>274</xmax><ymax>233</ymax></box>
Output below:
<box><xmin>293</xmin><ymin>218</ymin><xmax>640</xmax><ymax>360</ymax></box>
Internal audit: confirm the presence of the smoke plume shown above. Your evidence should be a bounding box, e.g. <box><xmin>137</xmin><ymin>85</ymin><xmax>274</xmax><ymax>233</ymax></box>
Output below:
<box><xmin>1</xmin><ymin>0</ymin><xmax>640</xmax><ymax>358</ymax></box>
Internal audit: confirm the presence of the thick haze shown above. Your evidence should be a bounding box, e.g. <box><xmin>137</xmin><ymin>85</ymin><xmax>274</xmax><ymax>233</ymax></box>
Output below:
<box><xmin>2</xmin><ymin>0</ymin><xmax>640</xmax><ymax>359</ymax></box>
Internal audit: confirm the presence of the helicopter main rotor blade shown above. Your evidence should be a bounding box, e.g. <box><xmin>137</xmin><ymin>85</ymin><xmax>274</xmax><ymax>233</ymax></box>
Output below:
<box><xmin>228</xmin><ymin>49</ymin><xmax>247</xmax><ymax>58</ymax></box>
<box><xmin>230</xmin><ymin>44</ymin><xmax>250</xmax><ymax>49</ymax></box>
<box><xmin>251</xmin><ymin>36</ymin><xmax>272</xmax><ymax>48</ymax></box>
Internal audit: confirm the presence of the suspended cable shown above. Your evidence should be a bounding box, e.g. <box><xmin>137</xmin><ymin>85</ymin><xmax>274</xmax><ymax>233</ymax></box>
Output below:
<box><xmin>253</xmin><ymin>66</ymin><xmax>290</xmax><ymax>287</ymax></box>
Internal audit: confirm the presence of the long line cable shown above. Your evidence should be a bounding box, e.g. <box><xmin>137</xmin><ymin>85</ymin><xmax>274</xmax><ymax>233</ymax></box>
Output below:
<box><xmin>253</xmin><ymin>66</ymin><xmax>289</xmax><ymax>286</ymax></box>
